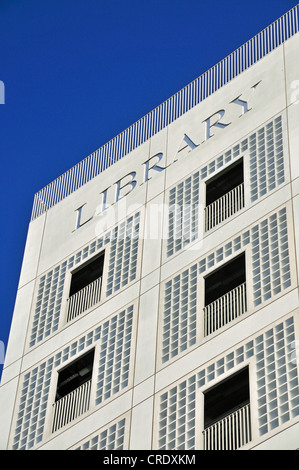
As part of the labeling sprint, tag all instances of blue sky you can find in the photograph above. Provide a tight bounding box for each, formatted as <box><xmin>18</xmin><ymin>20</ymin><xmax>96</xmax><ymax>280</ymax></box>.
<box><xmin>0</xmin><ymin>0</ymin><xmax>297</xmax><ymax>379</ymax></box>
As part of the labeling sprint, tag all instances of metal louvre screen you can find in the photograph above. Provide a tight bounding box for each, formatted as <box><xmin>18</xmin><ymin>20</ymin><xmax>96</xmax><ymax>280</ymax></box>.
<box><xmin>31</xmin><ymin>5</ymin><xmax>299</xmax><ymax>221</ymax></box>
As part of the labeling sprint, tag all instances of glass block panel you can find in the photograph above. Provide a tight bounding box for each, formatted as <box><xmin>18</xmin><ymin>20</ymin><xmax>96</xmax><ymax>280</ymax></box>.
<box><xmin>167</xmin><ymin>172</ymin><xmax>200</xmax><ymax>257</ymax></box>
<box><xmin>75</xmin><ymin>417</ymin><xmax>127</xmax><ymax>450</ymax></box>
<box><xmin>29</xmin><ymin>262</ymin><xmax>67</xmax><ymax>348</ymax></box>
<box><xmin>158</xmin><ymin>376</ymin><xmax>197</xmax><ymax>450</ymax></box>
<box><xmin>106</xmin><ymin>213</ymin><xmax>140</xmax><ymax>296</ymax></box>
<box><xmin>251</xmin><ymin>207</ymin><xmax>291</xmax><ymax>305</ymax></box>
<box><xmin>161</xmin><ymin>264</ymin><xmax>197</xmax><ymax>364</ymax></box>
<box><xmin>95</xmin><ymin>306</ymin><xmax>134</xmax><ymax>405</ymax></box>
<box><xmin>255</xmin><ymin>317</ymin><xmax>299</xmax><ymax>436</ymax></box>
<box><xmin>250</xmin><ymin>116</ymin><xmax>284</xmax><ymax>202</ymax></box>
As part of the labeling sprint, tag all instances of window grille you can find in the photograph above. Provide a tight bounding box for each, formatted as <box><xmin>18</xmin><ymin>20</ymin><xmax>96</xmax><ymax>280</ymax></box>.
<box><xmin>29</xmin><ymin>213</ymin><xmax>140</xmax><ymax>347</ymax></box>
<box><xmin>157</xmin><ymin>316</ymin><xmax>298</xmax><ymax>450</ymax></box>
<box><xmin>166</xmin><ymin>115</ymin><xmax>285</xmax><ymax>257</ymax></box>
<box><xmin>12</xmin><ymin>305</ymin><xmax>135</xmax><ymax>449</ymax></box>
<box><xmin>161</xmin><ymin>206</ymin><xmax>291</xmax><ymax>364</ymax></box>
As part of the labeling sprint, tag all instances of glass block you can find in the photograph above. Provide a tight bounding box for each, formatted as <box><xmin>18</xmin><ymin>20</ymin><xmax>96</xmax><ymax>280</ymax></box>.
<box><xmin>161</xmin><ymin>266</ymin><xmax>198</xmax><ymax>364</ymax></box>
<box><xmin>167</xmin><ymin>172</ymin><xmax>200</xmax><ymax>257</ymax></box>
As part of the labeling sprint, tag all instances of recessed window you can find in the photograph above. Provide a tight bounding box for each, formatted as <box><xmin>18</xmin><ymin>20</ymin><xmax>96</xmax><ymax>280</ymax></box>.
<box><xmin>67</xmin><ymin>252</ymin><xmax>104</xmax><ymax>322</ymax></box>
<box><xmin>69</xmin><ymin>252</ymin><xmax>104</xmax><ymax>296</ymax></box>
<box><xmin>205</xmin><ymin>159</ymin><xmax>244</xmax><ymax>231</ymax></box>
<box><xmin>204</xmin><ymin>366</ymin><xmax>250</xmax><ymax>427</ymax></box>
<box><xmin>55</xmin><ymin>349</ymin><xmax>94</xmax><ymax>401</ymax></box>
<box><xmin>52</xmin><ymin>349</ymin><xmax>94</xmax><ymax>432</ymax></box>
<box><xmin>203</xmin><ymin>366</ymin><xmax>251</xmax><ymax>450</ymax></box>
<box><xmin>204</xmin><ymin>253</ymin><xmax>247</xmax><ymax>336</ymax></box>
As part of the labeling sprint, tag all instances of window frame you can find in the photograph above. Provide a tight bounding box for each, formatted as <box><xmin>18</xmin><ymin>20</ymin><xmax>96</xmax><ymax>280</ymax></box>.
<box><xmin>62</xmin><ymin>249</ymin><xmax>106</xmax><ymax>325</ymax></box>
<box><xmin>44</xmin><ymin>344</ymin><xmax>98</xmax><ymax>437</ymax></box>
<box><xmin>196</xmin><ymin>360</ymin><xmax>255</xmax><ymax>450</ymax></box>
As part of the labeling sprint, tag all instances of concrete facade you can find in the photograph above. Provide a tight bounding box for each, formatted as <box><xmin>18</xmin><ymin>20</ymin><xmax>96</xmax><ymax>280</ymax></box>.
<box><xmin>0</xmin><ymin>9</ymin><xmax>299</xmax><ymax>451</ymax></box>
